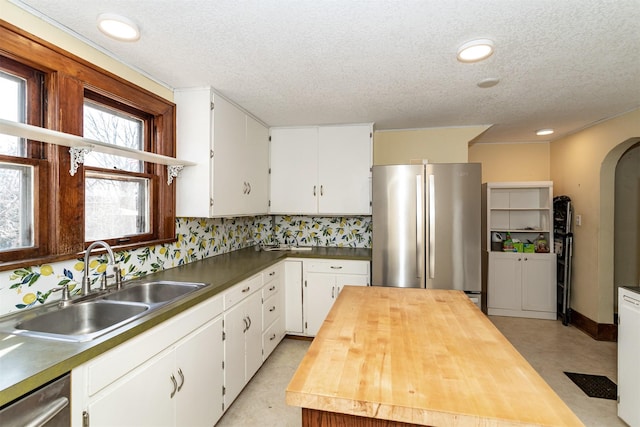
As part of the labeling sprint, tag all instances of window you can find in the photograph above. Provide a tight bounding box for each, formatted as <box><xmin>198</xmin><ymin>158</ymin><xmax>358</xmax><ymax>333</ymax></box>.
<box><xmin>0</xmin><ymin>59</ymin><xmax>46</xmax><ymax>262</ymax></box>
<box><xmin>83</xmin><ymin>98</ymin><xmax>153</xmax><ymax>243</ymax></box>
<box><xmin>0</xmin><ymin>22</ymin><xmax>176</xmax><ymax>270</ymax></box>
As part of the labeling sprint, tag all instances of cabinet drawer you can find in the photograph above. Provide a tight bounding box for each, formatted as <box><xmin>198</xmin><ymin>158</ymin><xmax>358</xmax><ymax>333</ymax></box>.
<box><xmin>262</xmin><ymin>276</ymin><xmax>281</xmax><ymax>300</ymax></box>
<box><xmin>305</xmin><ymin>259</ymin><xmax>369</xmax><ymax>275</ymax></box>
<box><xmin>263</xmin><ymin>294</ymin><xmax>281</xmax><ymax>329</ymax></box>
<box><xmin>263</xmin><ymin>263</ymin><xmax>282</xmax><ymax>287</ymax></box>
<box><xmin>262</xmin><ymin>320</ymin><xmax>283</xmax><ymax>359</ymax></box>
<box><xmin>224</xmin><ymin>274</ymin><xmax>263</xmax><ymax>309</ymax></box>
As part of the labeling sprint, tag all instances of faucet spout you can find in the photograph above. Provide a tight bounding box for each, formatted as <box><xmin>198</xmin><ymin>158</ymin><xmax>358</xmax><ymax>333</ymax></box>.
<box><xmin>82</xmin><ymin>241</ymin><xmax>117</xmax><ymax>296</ymax></box>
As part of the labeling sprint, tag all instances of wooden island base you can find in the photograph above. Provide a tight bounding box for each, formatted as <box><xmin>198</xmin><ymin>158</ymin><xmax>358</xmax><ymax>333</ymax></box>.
<box><xmin>287</xmin><ymin>286</ymin><xmax>584</xmax><ymax>427</ymax></box>
<box><xmin>303</xmin><ymin>408</ymin><xmax>422</xmax><ymax>427</ymax></box>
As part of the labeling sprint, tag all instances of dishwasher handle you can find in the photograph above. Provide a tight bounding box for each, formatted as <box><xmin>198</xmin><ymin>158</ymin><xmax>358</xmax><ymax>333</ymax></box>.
<box><xmin>24</xmin><ymin>397</ymin><xmax>69</xmax><ymax>427</ymax></box>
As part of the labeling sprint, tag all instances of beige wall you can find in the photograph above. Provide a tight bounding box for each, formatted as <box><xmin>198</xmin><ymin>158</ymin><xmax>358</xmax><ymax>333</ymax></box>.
<box><xmin>373</xmin><ymin>126</ymin><xmax>490</xmax><ymax>165</ymax></box>
<box><xmin>468</xmin><ymin>142</ymin><xmax>551</xmax><ymax>182</ymax></box>
<box><xmin>551</xmin><ymin>109</ymin><xmax>640</xmax><ymax>324</ymax></box>
<box><xmin>1</xmin><ymin>0</ymin><xmax>172</xmax><ymax>101</ymax></box>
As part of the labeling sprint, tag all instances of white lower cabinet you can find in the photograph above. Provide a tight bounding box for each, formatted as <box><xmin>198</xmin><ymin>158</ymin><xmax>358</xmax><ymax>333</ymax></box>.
<box><xmin>71</xmin><ymin>295</ymin><xmax>225</xmax><ymax>427</ymax></box>
<box><xmin>223</xmin><ymin>274</ymin><xmax>264</xmax><ymax>407</ymax></box>
<box><xmin>487</xmin><ymin>252</ymin><xmax>556</xmax><ymax>319</ymax></box>
<box><xmin>262</xmin><ymin>263</ymin><xmax>285</xmax><ymax>360</ymax></box>
<box><xmin>303</xmin><ymin>259</ymin><xmax>370</xmax><ymax>336</ymax></box>
<box><xmin>284</xmin><ymin>260</ymin><xmax>304</xmax><ymax>334</ymax></box>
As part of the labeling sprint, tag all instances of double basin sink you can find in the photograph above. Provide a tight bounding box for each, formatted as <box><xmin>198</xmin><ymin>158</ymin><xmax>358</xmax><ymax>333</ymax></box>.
<box><xmin>3</xmin><ymin>281</ymin><xmax>208</xmax><ymax>342</ymax></box>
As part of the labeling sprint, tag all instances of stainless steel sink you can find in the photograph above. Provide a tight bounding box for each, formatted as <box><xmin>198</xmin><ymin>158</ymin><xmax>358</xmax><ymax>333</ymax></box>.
<box><xmin>103</xmin><ymin>281</ymin><xmax>206</xmax><ymax>304</ymax></box>
<box><xmin>2</xmin><ymin>280</ymin><xmax>209</xmax><ymax>342</ymax></box>
<box><xmin>14</xmin><ymin>300</ymin><xmax>150</xmax><ymax>342</ymax></box>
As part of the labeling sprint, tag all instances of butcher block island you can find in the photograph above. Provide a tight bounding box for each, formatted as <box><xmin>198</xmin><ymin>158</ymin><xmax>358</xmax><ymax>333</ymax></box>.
<box><xmin>286</xmin><ymin>287</ymin><xmax>583</xmax><ymax>427</ymax></box>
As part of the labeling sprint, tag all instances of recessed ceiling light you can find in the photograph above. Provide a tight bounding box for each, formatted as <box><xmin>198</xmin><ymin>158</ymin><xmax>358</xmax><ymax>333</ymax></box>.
<box><xmin>97</xmin><ymin>13</ymin><xmax>140</xmax><ymax>42</ymax></box>
<box><xmin>477</xmin><ymin>78</ymin><xmax>500</xmax><ymax>88</ymax></box>
<box><xmin>457</xmin><ymin>39</ymin><xmax>494</xmax><ymax>62</ymax></box>
<box><xmin>536</xmin><ymin>129</ymin><xmax>554</xmax><ymax>136</ymax></box>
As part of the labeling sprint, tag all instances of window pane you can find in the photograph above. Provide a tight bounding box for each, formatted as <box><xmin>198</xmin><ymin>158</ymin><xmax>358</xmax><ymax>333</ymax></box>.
<box><xmin>85</xmin><ymin>173</ymin><xmax>150</xmax><ymax>241</ymax></box>
<box><xmin>83</xmin><ymin>101</ymin><xmax>144</xmax><ymax>172</ymax></box>
<box><xmin>0</xmin><ymin>70</ymin><xmax>26</xmax><ymax>157</ymax></box>
<box><xmin>0</xmin><ymin>162</ymin><xmax>33</xmax><ymax>249</ymax></box>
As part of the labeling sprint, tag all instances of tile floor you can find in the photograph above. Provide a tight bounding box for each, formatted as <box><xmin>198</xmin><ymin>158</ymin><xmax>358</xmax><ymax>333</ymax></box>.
<box><xmin>216</xmin><ymin>317</ymin><xmax>624</xmax><ymax>427</ymax></box>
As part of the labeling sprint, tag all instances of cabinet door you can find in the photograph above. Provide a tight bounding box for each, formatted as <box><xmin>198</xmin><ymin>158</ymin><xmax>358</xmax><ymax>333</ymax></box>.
<box><xmin>244</xmin><ymin>115</ymin><xmax>269</xmax><ymax>214</ymax></box>
<box><xmin>212</xmin><ymin>95</ymin><xmax>247</xmax><ymax>216</ymax></box>
<box><xmin>488</xmin><ymin>253</ymin><xmax>522</xmax><ymax>310</ymax></box>
<box><xmin>175</xmin><ymin>316</ymin><xmax>224</xmax><ymax>427</ymax></box>
<box><xmin>223</xmin><ymin>302</ymin><xmax>247</xmax><ymax>406</ymax></box>
<box><xmin>269</xmin><ymin>127</ymin><xmax>319</xmax><ymax>214</ymax></box>
<box><xmin>305</xmin><ymin>273</ymin><xmax>336</xmax><ymax>336</ymax></box>
<box><xmin>285</xmin><ymin>261</ymin><xmax>304</xmax><ymax>333</ymax></box>
<box><xmin>244</xmin><ymin>290</ymin><xmax>264</xmax><ymax>381</ymax></box>
<box><xmin>521</xmin><ymin>254</ymin><xmax>556</xmax><ymax>312</ymax></box>
<box><xmin>335</xmin><ymin>274</ymin><xmax>369</xmax><ymax>296</ymax></box>
<box><xmin>175</xmin><ymin>87</ymin><xmax>213</xmax><ymax>218</ymax></box>
<box><xmin>318</xmin><ymin>125</ymin><xmax>372</xmax><ymax>214</ymax></box>
<box><xmin>87</xmin><ymin>349</ymin><xmax>175</xmax><ymax>427</ymax></box>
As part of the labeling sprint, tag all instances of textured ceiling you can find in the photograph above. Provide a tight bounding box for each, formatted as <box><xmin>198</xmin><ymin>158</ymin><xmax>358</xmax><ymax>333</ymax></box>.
<box><xmin>10</xmin><ymin>0</ymin><xmax>640</xmax><ymax>143</ymax></box>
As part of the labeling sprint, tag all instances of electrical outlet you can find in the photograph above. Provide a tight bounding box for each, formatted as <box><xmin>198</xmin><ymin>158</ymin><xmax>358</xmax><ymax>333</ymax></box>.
<box><xmin>576</xmin><ymin>214</ymin><xmax>582</xmax><ymax>226</ymax></box>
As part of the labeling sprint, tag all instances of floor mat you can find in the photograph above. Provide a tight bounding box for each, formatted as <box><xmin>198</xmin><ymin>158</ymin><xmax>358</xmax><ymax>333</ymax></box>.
<box><xmin>564</xmin><ymin>372</ymin><xmax>617</xmax><ymax>400</ymax></box>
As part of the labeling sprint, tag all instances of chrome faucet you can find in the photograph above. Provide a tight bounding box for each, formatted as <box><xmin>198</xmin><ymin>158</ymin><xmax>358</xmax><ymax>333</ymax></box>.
<box><xmin>82</xmin><ymin>241</ymin><xmax>120</xmax><ymax>295</ymax></box>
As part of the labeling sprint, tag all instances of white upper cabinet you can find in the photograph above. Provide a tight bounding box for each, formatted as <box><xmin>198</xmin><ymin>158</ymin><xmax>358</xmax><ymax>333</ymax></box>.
<box><xmin>269</xmin><ymin>124</ymin><xmax>373</xmax><ymax>215</ymax></box>
<box><xmin>175</xmin><ymin>87</ymin><xmax>269</xmax><ymax>217</ymax></box>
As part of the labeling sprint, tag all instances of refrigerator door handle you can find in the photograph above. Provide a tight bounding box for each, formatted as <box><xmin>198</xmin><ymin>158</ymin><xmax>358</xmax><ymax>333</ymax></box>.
<box><xmin>416</xmin><ymin>175</ymin><xmax>424</xmax><ymax>280</ymax></box>
<box><xmin>428</xmin><ymin>174</ymin><xmax>436</xmax><ymax>279</ymax></box>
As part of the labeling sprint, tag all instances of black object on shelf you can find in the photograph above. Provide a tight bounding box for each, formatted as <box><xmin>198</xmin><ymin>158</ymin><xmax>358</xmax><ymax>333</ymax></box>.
<box><xmin>554</xmin><ymin>195</ymin><xmax>573</xmax><ymax>325</ymax></box>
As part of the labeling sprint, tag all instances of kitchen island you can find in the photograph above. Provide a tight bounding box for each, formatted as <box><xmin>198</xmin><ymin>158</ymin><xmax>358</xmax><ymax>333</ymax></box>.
<box><xmin>286</xmin><ymin>286</ymin><xmax>584</xmax><ymax>426</ymax></box>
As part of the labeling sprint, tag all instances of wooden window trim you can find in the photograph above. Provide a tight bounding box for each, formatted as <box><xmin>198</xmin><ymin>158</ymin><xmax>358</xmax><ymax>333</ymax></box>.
<box><xmin>0</xmin><ymin>20</ymin><xmax>177</xmax><ymax>272</ymax></box>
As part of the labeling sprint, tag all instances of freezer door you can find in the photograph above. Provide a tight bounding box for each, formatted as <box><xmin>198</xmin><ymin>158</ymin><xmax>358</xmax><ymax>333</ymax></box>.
<box><xmin>372</xmin><ymin>164</ymin><xmax>424</xmax><ymax>287</ymax></box>
<box><xmin>425</xmin><ymin>163</ymin><xmax>481</xmax><ymax>291</ymax></box>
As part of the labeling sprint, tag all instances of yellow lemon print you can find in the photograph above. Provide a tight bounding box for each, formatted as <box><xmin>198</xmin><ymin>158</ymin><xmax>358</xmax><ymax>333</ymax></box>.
<box><xmin>159</xmin><ymin>247</ymin><xmax>167</xmax><ymax>254</ymax></box>
<box><xmin>40</xmin><ymin>265</ymin><xmax>54</xmax><ymax>276</ymax></box>
<box><xmin>74</xmin><ymin>262</ymin><xmax>85</xmax><ymax>271</ymax></box>
<box><xmin>89</xmin><ymin>259</ymin><xmax>100</xmax><ymax>269</ymax></box>
<box><xmin>22</xmin><ymin>293</ymin><xmax>36</xmax><ymax>305</ymax></box>
<box><xmin>97</xmin><ymin>263</ymin><xmax>107</xmax><ymax>273</ymax></box>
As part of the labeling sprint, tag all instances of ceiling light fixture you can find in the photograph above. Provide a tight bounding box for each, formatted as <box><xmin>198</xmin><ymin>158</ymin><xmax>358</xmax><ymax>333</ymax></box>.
<box><xmin>477</xmin><ymin>78</ymin><xmax>500</xmax><ymax>88</ymax></box>
<box><xmin>457</xmin><ymin>39</ymin><xmax>494</xmax><ymax>63</ymax></box>
<box><xmin>536</xmin><ymin>129</ymin><xmax>554</xmax><ymax>136</ymax></box>
<box><xmin>97</xmin><ymin>13</ymin><xmax>140</xmax><ymax>42</ymax></box>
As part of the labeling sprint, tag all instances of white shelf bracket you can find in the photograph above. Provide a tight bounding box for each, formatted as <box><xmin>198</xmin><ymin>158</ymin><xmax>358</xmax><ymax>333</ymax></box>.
<box><xmin>167</xmin><ymin>165</ymin><xmax>184</xmax><ymax>185</ymax></box>
<box><xmin>69</xmin><ymin>146</ymin><xmax>92</xmax><ymax>176</ymax></box>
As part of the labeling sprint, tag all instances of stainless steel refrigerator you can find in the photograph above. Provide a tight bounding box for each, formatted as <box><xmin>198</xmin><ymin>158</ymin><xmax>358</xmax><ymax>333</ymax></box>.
<box><xmin>372</xmin><ymin>163</ymin><xmax>482</xmax><ymax>305</ymax></box>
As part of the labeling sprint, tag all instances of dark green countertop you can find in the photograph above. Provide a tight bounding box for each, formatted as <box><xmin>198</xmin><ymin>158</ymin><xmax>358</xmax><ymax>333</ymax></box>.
<box><xmin>0</xmin><ymin>246</ymin><xmax>371</xmax><ymax>407</ymax></box>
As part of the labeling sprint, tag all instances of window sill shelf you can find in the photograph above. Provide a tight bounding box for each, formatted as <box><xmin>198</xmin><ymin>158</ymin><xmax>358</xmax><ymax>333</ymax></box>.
<box><xmin>0</xmin><ymin>118</ymin><xmax>195</xmax><ymax>184</ymax></box>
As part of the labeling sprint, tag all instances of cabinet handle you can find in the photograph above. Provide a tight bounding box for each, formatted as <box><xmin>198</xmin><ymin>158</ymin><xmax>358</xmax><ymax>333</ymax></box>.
<box><xmin>242</xmin><ymin>286</ymin><xmax>251</xmax><ymax>293</ymax></box>
<box><xmin>331</xmin><ymin>286</ymin><xmax>335</xmax><ymax>298</ymax></box>
<box><xmin>170</xmin><ymin>374</ymin><xmax>178</xmax><ymax>398</ymax></box>
<box><xmin>518</xmin><ymin>258</ymin><xmax>522</xmax><ymax>261</ymax></box>
<box><xmin>270</xmin><ymin>333</ymin><xmax>277</xmax><ymax>341</ymax></box>
<box><xmin>313</xmin><ymin>185</ymin><xmax>316</xmax><ymax>196</ymax></box>
<box><xmin>247</xmin><ymin>316</ymin><xmax>252</xmax><ymax>330</ymax></box>
<box><xmin>320</xmin><ymin>185</ymin><xmax>324</xmax><ymax>196</ymax></box>
<box><xmin>330</xmin><ymin>266</ymin><xmax>343</xmax><ymax>269</ymax></box>
<box><xmin>247</xmin><ymin>182</ymin><xmax>251</xmax><ymax>194</ymax></box>
<box><xmin>269</xmin><ymin>285</ymin><xmax>276</xmax><ymax>291</ymax></box>
<box><xmin>243</xmin><ymin>182</ymin><xmax>247</xmax><ymax>194</ymax></box>
<box><xmin>243</xmin><ymin>317</ymin><xmax>249</xmax><ymax>332</ymax></box>
<box><xmin>269</xmin><ymin>271</ymin><xmax>276</xmax><ymax>277</ymax></box>
<box><xmin>177</xmin><ymin>368</ymin><xmax>185</xmax><ymax>392</ymax></box>
<box><xmin>269</xmin><ymin>305</ymin><xmax>276</xmax><ymax>312</ymax></box>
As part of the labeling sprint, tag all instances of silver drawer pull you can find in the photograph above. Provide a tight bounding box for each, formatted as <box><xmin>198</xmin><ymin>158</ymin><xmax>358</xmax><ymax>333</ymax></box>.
<box><xmin>242</xmin><ymin>286</ymin><xmax>251</xmax><ymax>293</ymax></box>
<box><xmin>269</xmin><ymin>285</ymin><xmax>276</xmax><ymax>291</ymax></box>
<box><xmin>269</xmin><ymin>306</ymin><xmax>276</xmax><ymax>312</ymax></box>
<box><xmin>269</xmin><ymin>271</ymin><xmax>276</xmax><ymax>276</ymax></box>
<box><xmin>270</xmin><ymin>333</ymin><xmax>277</xmax><ymax>341</ymax></box>
<box><xmin>177</xmin><ymin>368</ymin><xmax>185</xmax><ymax>392</ymax></box>
<box><xmin>330</xmin><ymin>266</ymin><xmax>343</xmax><ymax>269</ymax></box>
<box><xmin>170</xmin><ymin>374</ymin><xmax>178</xmax><ymax>398</ymax></box>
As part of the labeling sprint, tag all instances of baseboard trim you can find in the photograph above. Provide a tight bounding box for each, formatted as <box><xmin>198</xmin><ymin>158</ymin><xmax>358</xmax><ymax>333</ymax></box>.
<box><xmin>570</xmin><ymin>309</ymin><xmax>617</xmax><ymax>342</ymax></box>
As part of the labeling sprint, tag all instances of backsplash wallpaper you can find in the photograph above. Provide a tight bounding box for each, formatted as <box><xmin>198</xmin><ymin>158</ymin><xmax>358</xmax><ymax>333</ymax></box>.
<box><xmin>0</xmin><ymin>215</ymin><xmax>371</xmax><ymax>316</ymax></box>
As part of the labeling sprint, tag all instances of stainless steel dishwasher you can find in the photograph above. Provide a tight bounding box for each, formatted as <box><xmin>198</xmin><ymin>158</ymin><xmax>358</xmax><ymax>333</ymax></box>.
<box><xmin>0</xmin><ymin>373</ymin><xmax>70</xmax><ymax>427</ymax></box>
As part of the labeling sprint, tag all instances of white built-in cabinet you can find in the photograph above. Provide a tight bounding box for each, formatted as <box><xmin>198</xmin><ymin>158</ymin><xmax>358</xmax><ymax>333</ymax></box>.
<box><xmin>483</xmin><ymin>182</ymin><xmax>557</xmax><ymax>319</ymax></box>
<box><xmin>174</xmin><ymin>87</ymin><xmax>269</xmax><ymax>217</ymax></box>
<box><xmin>71</xmin><ymin>295</ymin><xmax>225</xmax><ymax>427</ymax></box>
<box><xmin>223</xmin><ymin>274</ymin><xmax>264</xmax><ymax>406</ymax></box>
<box><xmin>284</xmin><ymin>259</ymin><xmax>370</xmax><ymax>337</ymax></box>
<box><xmin>269</xmin><ymin>124</ymin><xmax>373</xmax><ymax>215</ymax></box>
<box><xmin>262</xmin><ymin>263</ymin><xmax>286</xmax><ymax>360</ymax></box>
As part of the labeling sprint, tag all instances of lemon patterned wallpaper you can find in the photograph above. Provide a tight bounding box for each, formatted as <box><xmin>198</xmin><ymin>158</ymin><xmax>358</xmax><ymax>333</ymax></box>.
<box><xmin>0</xmin><ymin>215</ymin><xmax>371</xmax><ymax>316</ymax></box>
